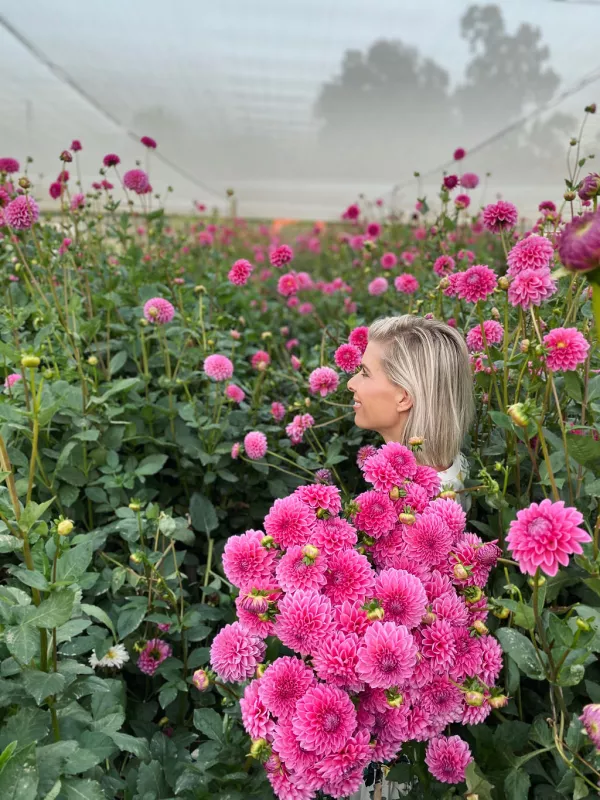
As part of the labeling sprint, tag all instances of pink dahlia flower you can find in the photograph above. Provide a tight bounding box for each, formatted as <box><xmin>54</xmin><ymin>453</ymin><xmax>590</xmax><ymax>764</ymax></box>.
<box><xmin>137</xmin><ymin>638</ymin><xmax>172</xmax><ymax>676</ymax></box>
<box><xmin>275</xmin><ymin>589</ymin><xmax>333</xmax><ymax>655</ymax></box>
<box><xmin>271</xmin><ymin>401</ymin><xmax>286</xmax><ymax>421</ymax></box>
<box><xmin>278</xmin><ymin>272</ymin><xmax>299</xmax><ymax>297</ymax></box>
<box><xmin>466</xmin><ymin>320</ymin><xmax>504</xmax><ymax>352</ymax></box>
<box><xmin>421</xmin><ymin>675</ymin><xmax>463</xmax><ymax>723</ymax></box>
<box><xmin>204</xmin><ymin>354</ymin><xmax>234</xmax><ymax>381</ymax></box>
<box><xmin>276</xmin><ymin>544</ymin><xmax>328</xmax><ymax>592</ymax></box>
<box><xmin>507</xmin><ymin>234</ymin><xmax>554</xmax><ymax>275</ymax></box>
<box><xmin>478</xmin><ymin>635</ymin><xmax>503</xmax><ymax>685</ymax></box>
<box><xmin>259</xmin><ymin>656</ymin><xmax>315</xmax><ymax>719</ymax></box>
<box><xmin>460</xmin><ymin>172</ymin><xmax>479</xmax><ymax>189</ymax></box>
<box><xmin>292</xmin><ymin>684</ymin><xmax>357</xmax><ymax>756</ymax></box>
<box><xmin>362</xmin><ymin>453</ymin><xmax>402</xmax><ymax>492</ymax></box>
<box><xmin>443</xmin><ymin>174</ymin><xmax>459</xmax><ymax>190</ymax></box>
<box><xmin>5</xmin><ymin>196</ymin><xmax>40</xmax><ymax>230</ymax></box>
<box><xmin>228</xmin><ymin>258</ymin><xmax>253</xmax><ymax>285</ymax></box>
<box><xmin>70</xmin><ymin>193</ymin><xmax>85</xmax><ymax>211</ymax></box>
<box><xmin>421</xmin><ymin>619</ymin><xmax>457</xmax><ymax>672</ymax></box>
<box><xmin>507</xmin><ymin>267</ymin><xmax>557</xmax><ymax>309</ymax></box>
<box><xmin>143</xmin><ymin>297</ymin><xmax>175</xmax><ymax>324</ymax></box>
<box><xmin>403</xmin><ymin>511</ymin><xmax>453</xmax><ymax>567</ymax></box>
<box><xmin>506</xmin><ymin>499</ymin><xmax>590</xmax><ymax>576</ymax></box>
<box><xmin>251</xmin><ymin>350</ymin><xmax>270</xmax><ymax>369</ymax></box>
<box><xmin>482</xmin><ymin>200</ymin><xmax>518</xmax><ymax>233</ymax></box>
<box><xmin>312</xmin><ymin>631</ymin><xmax>360</xmax><ymax>688</ymax></box>
<box><xmin>455</xmin><ymin>194</ymin><xmax>470</xmax><ymax>209</ymax></box>
<box><xmin>543</xmin><ymin>327</ymin><xmax>590</xmax><ymax>372</ymax></box>
<box><xmin>141</xmin><ymin>135</ymin><xmax>157</xmax><ymax>149</ymax></box>
<box><xmin>123</xmin><ymin>169</ymin><xmax>150</xmax><ymax>194</ymax></box>
<box><xmin>308</xmin><ymin>366</ymin><xmax>339</xmax><ymax>397</ymax></box>
<box><xmin>354</xmin><ymin>490</ymin><xmax>397</xmax><ymax>539</ymax></box>
<box><xmin>380</xmin><ymin>252</ymin><xmax>397</xmax><ymax>269</ymax></box>
<box><xmin>368</xmin><ymin>277</ymin><xmax>389</xmax><ymax>296</ymax></box>
<box><xmin>270</xmin><ymin>244</ymin><xmax>294</xmax><ymax>267</ymax></box>
<box><xmin>316</xmin><ymin>728</ymin><xmax>371</xmax><ymax>787</ymax></box>
<box><xmin>428</xmin><ymin>497</ymin><xmax>466</xmax><ymax>539</ymax></box>
<box><xmin>380</xmin><ymin>441</ymin><xmax>418</xmax><ymax>480</ymax></box>
<box><xmin>413</xmin><ymin>465</ymin><xmax>441</xmax><ymax>497</ymax></box>
<box><xmin>210</xmin><ymin>622</ymin><xmax>265</xmax><ymax>682</ymax></box>
<box><xmin>323</xmin><ymin>548</ymin><xmax>375</xmax><ymax>605</ymax></box>
<box><xmin>0</xmin><ymin>157</ymin><xmax>19</xmax><ymax>173</ymax></box>
<box><xmin>272</xmin><ymin>720</ymin><xmax>317</xmax><ymax>772</ymax></box>
<box><xmin>456</xmin><ymin>264</ymin><xmax>497</xmax><ymax>303</ymax></box>
<box><xmin>334</xmin><ymin>343</ymin><xmax>362</xmax><ymax>373</ymax></box>
<box><xmin>335</xmin><ymin>600</ymin><xmax>369</xmax><ymax>637</ymax></box>
<box><xmin>356</xmin><ymin>444</ymin><xmax>378</xmax><ymax>468</ymax></box>
<box><xmin>375</xmin><ymin>568</ymin><xmax>428</xmax><ymax>628</ymax></box>
<box><xmin>295</xmin><ymin>484</ymin><xmax>342</xmax><ymax>515</ymax></box>
<box><xmin>231</xmin><ymin>442</ymin><xmax>240</xmax><ymax>459</ymax></box>
<box><xmin>356</xmin><ymin>620</ymin><xmax>417</xmax><ymax>688</ymax></box>
<box><xmin>556</xmin><ymin>210</ymin><xmax>600</xmax><ymax>273</ymax></box>
<box><xmin>264</xmin><ymin>495</ymin><xmax>315</xmax><ymax>548</ymax></box>
<box><xmin>225</xmin><ymin>383</ymin><xmax>245</xmax><ymax>403</ymax></box>
<box><xmin>367</xmin><ymin>221</ymin><xmax>382</xmax><ymax>238</ymax></box>
<box><xmin>453</xmin><ymin>148</ymin><xmax>466</xmax><ymax>161</ymax></box>
<box><xmin>4</xmin><ymin>373</ymin><xmax>22</xmax><ymax>390</ymax></box>
<box><xmin>240</xmin><ymin>679</ymin><xmax>275</xmax><ymax>740</ymax></box>
<box><xmin>432</xmin><ymin>591</ymin><xmax>468</xmax><ymax>627</ymax></box>
<box><xmin>433</xmin><ymin>255</ymin><xmax>456</xmax><ymax>276</ymax></box>
<box><xmin>312</xmin><ymin>517</ymin><xmax>357</xmax><ymax>555</ymax></box>
<box><xmin>426</xmin><ymin>735</ymin><xmax>472</xmax><ymax>784</ymax></box>
<box><xmin>221</xmin><ymin>529</ymin><xmax>276</xmax><ymax>589</ymax></box>
<box><xmin>580</xmin><ymin>704</ymin><xmax>600</xmax><ymax>749</ymax></box>
<box><xmin>451</xmin><ymin>628</ymin><xmax>483</xmax><ymax>681</ymax></box>
<box><xmin>394</xmin><ymin>273</ymin><xmax>419</xmax><ymax>294</ymax></box>
<box><xmin>348</xmin><ymin>326</ymin><xmax>369</xmax><ymax>354</ymax></box>
<box><xmin>244</xmin><ymin>431</ymin><xmax>268</xmax><ymax>460</ymax></box>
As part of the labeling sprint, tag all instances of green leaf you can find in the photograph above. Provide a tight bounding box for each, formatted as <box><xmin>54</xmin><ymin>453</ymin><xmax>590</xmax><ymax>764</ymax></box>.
<box><xmin>193</xmin><ymin>708</ymin><xmax>223</xmax><ymax>741</ymax></box>
<box><xmin>158</xmin><ymin>685</ymin><xmax>177</xmax><ymax>709</ymax></box>
<box><xmin>18</xmin><ymin>498</ymin><xmax>54</xmax><ymax>534</ymax></box>
<box><xmin>0</xmin><ymin>742</ymin><xmax>38</xmax><ymax>800</ymax></box>
<box><xmin>136</xmin><ymin>760</ymin><xmax>166</xmax><ymax>800</ymax></box>
<box><xmin>80</xmin><ymin>604</ymin><xmax>116</xmax><ymax>640</ymax></box>
<box><xmin>22</xmin><ymin>670</ymin><xmax>66</xmax><ymax>705</ymax></box>
<box><xmin>558</xmin><ymin>663</ymin><xmax>586</xmax><ymax>686</ymax></box>
<box><xmin>11</xmin><ymin>567</ymin><xmax>50</xmax><ymax>591</ymax></box>
<box><xmin>0</xmin><ymin>535</ymin><xmax>23</xmax><ymax>553</ymax></box>
<box><xmin>108</xmin><ymin>732</ymin><xmax>150</xmax><ymax>760</ymax></box>
<box><xmin>567</xmin><ymin>433</ymin><xmax>600</xmax><ymax>469</ymax></box>
<box><xmin>24</xmin><ymin>591</ymin><xmax>75</xmax><ymax>629</ymax></box>
<box><xmin>109</xmin><ymin>350</ymin><xmax>128</xmax><ymax>376</ymax></box>
<box><xmin>59</xmin><ymin>484</ymin><xmax>80</xmax><ymax>508</ymax></box>
<box><xmin>530</xmin><ymin>715</ymin><xmax>554</xmax><ymax>748</ymax></box>
<box><xmin>0</xmin><ymin>708</ymin><xmax>50</xmax><ymax>750</ymax></box>
<box><xmin>61</xmin><ymin>778</ymin><xmax>107</xmax><ymax>800</ymax></box>
<box><xmin>189</xmin><ymin>493</ymin><xmax>218</xmax><ymax>534</ymax></box>
<box><xmin>89</xmin><ymin>377</ymin><xmax>140</xmax><ymax>406</ymax></box>
<box><xmin>496</xmin><ymin>628</ymin><xmax>546</xmax><ymax>680</ymax></box>
<box><xmin>504</xmin><ymin>769</ymin><xmax>530</xmax><ymax>800</ymax></box>
<box><xmin>0</xmin><ymin>740</ymin><xmax>18</xmax><ymax>771</ymax></box>
<box><xmin>488</xmin><ymin>410</ymin><xmax>514</xmax><ymax>431</ymax></box>
<box><xmin>500</xmin><ymin>599</ymin><xmax>535</xmax><ymax>630</ymax></box>
<box><xmin>55</xmin><ymin>541</ymin><xmax>94</xmax><ymax>583</ymax></box>
<box><xmin>574</xmin><ymin>776</ymin><xmax>591</xmax><ymax>799</ymax></box>
<box><xmin>563</xmin><ymin>372</ymin><xmax>583</xmax><ymax>402</ymax></box>
<box><xmin>136</xmin><ymin>454</ymin><xmax>168</xmax><ymax>476</ymax></box>
<box><xmin>41</xmin><ymin>780</ymin><xmax>62</xmax><ymax>800</ymax></box>
<box><xmin>117</xmin><ymin>605</ymin><xmax>145</xmax><ymax>639</ymax></box>
<box><xmin>5</xmin><ymin>625</ymin><xmax>39</xmax><ymax>663</ymax></box>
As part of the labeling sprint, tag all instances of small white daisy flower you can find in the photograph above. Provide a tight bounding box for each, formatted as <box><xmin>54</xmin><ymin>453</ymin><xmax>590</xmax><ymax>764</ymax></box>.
<box><xmin>88</xmin><ymin>643</ymin><xmax>129</xmax><ymax>670</ymax></box>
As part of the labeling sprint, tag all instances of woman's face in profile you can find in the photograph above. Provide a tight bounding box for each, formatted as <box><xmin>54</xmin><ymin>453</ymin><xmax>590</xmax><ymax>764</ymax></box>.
<box><xmin>347</xmin><ymin>340</ymin><xmax>412</xmax><ymax>437</ymax></box>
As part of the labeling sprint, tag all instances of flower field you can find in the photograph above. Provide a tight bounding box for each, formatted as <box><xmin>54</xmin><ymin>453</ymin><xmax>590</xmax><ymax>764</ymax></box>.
<box><xmin>1</xmin><ymin>109</ymin><xmax>600</xmax><ymax>800</ymax></box>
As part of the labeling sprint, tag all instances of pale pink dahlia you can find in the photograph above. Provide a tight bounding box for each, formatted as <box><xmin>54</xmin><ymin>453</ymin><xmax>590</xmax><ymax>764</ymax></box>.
<box><xmin>123</xmin><ymin>168</ymin><xmax>150</xmax><ymax>194</ymax></box>
<box><xmin>244</xmin><ymin>431</ymin><xmax>268</xmax><ymax>460</ymax></box>
<box><xmin>375</xmin><ymin>568</ymin><xmax>428</xmax><ymax>628</ymax></box>
<box><xmin>456</xmin><ymin>264</ymin><xmax>497</xmax><ymax>303</ymax></box>
<box><xmin>323</xmin><ymin>548</ymin><xmax>375</xmax><ymax>606</ymax></box>
<box><xmin>311</xmin><ymin>517</ymin><xmax>357</xmax><ymax>555</ymax></box>
<box><xmin>308</xmin><ymin>366</ymin><xmax>339</xmax><ymax>397</ymax></box>
<box><xmin>270</xmin><ymin>244</ymin><xmax>294</xmax><ymax>267</ymax></box>
<box><xmin>543</xmin><ymin>327</ymin><xmax>590</xmax><ymax>372</ymax></box>
<box><xmin>240</xmin><ymin>679</ymin><xmax>275</xmax><ymax>740</ymax></box>
<box><xmin>276</xmin><ymin>545</ymin><xmax>328</xmax><ymax>593</ymax></box>
<box><xmin>348</xmin><ymin>326</ymin><xmax>369</xmax><ymax>354</ymax></box>
<box><xmin>312</xmin><ymin>631</ymin><xmax>361</xmax><ymax>689</ymax></box>
<box><xmin>275</xmin><ymin>590</ymin><xmax>333</xmax><ymax>655</ymax></box>
<box><xmin>413</xmin><ymin>465</ymin><xmax>441</xmax><ymax>497</ymax></box>
<box><xmin>403</xmin><ymin>511</ymin><xmax>453</xmax><ymax>567</ymax></box>
<box><xmin>580</xmin><ymin>704</ymin><xmax>600</xmax><ymax>749</ymax></box>
<box><xmin>356</xmin><ymin>620</ymin><xmax>417</xmax><ymax>688</ymax></box>
<box><xmin>334</xmin><ymin>343</ymin><xmax>362</xmax><ymax>373</ymax></box>
<box><xmin>202</xmin><ymin>354</ymin><xmax>234</xmax><ymax>383</ymax></box>
<box><xmin>251</xmin><ymin>350</ymin><xmax>271</xmax><ymax>369</ymax></box>
<box><xmin>228</xmin><ymin>258</ymin><xmax>253</xmax><ymax>285</ymax></box>
<box><xmin>466</xmin><ymin>320</ymin><xmax>504</xmax><ymax>352</ymax></box>
<box><xmin>506</xmin><ymin>499</ymin><xmax>590</xmax><ymax>576</ymax></box>
<box><xmin>143</xmin><ymin>297</ymin><xmax>175</xmax><ymax>324</ymax></box>
<box><xmin>264</xmin><ymin>495</ymin><xmax>315</xmax><ymax>548</ymax></box>
<box><xmin>272</xmin><ymin>721</ymin><xmax>318</xmax><ymax>772</ymax></box>
<box><xmin>278</xmin><ymin>272</ymin><xmax>300</xmax><ymax>297</ymax></box>
<box><xmin>292</xmin><ymin>684</ymin><xmax>357</xmax><ymax>756</ymax></box>
<box><xmin>210</xmin><ymin>621</ymin><xmax>265</xmax><ymax>682</ymax></box>
<box><xmin>259</xmin><ymin>656</ymin><xmax>315</xmax><ymax>719</ymax></box>
<box><xmin>222</xmin><ymin>529</ymin><xmax>276</xmax><ymax>590</ymax></box>
<box><xmin>477</xmin><ymin>635</ymin><xmax>503</xmax><ymax>685</ymax></box>
<box><xmin>5</xmin><ymin>196</ymin><xmax>40</xmax><ymax>230</ymax></box>
<box><xmin>482</xmin><ymin>200</ymin><xmax>518</xmax><ymax>233</ymax></box>
<box><xmin>4</xmin><ymin>373</ymin><xmax>21</xmax><ymax>390</ymax></box>
<box><xmin>368</xmin><ymin>277</ymin><xmax>389</xmax><ymax>296</ymax></box>
<box><xmin>295</xmin><ymin>484</ymin><xmax>342</xmax><ymax>515</ymax></box>
<box><xmin>460</xmin><ymin>172</ymin><xmax>479</xmax><ymax>189</ymax></box>
<box><xmin>433</xmin><ymin>255</ymin><xmax>456</xmax><ymax>276</ymax></box>
<box><xmin>421</xmin><ymin>619</ymin><xmax>457</xmax><ymax>672</ymax></box>
<box><xmin>271</xmin><ymin>401</ymin><xmax>286</xmax><ymax>421</ymax></box>
<box><xmin>137</xmin><ymin>638</ymin><xmax>172</xmax><ymax>676</ymax></box>
<box><xmin>507</xmin><ymin>234</ymin><xmax>554</xmax><ymax>275</ymax></box>
<box><xmin>357</xmin><ymin>444</ymin><xmax>378</xmax><ymax>468</ymax></box>
<box><xmin>394</xmin><ymin>274</ymin><xmax>419</xmax><ymax>294</ymax></box>
<box><xmin>426</xmin><ymin>735</ymin><xmax>472</xmax><ymax>784</ymax></box>
<box><xmin>507</xmin><ymin>267</ymin><xmax>557</xmax><ymax>309</ymax></box>
<box><xmin>354</xmin><ymin>491</ymin><xmax>397</xmax><ymax>539</ymax></box>
<box><xmin>225</xmin><ymin>383</ymin><xmax>245</xmax><ymax>403</ymax></box>
<box><xmin>231</xmin><ymin>442</ymin><xmax>240</xmax><ymax>459</ymax></box>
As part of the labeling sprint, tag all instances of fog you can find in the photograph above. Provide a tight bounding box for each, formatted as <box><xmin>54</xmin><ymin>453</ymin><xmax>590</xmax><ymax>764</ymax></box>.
<box><xmin>1</xmin><ymin>0</ymin><xmax>599</xmax><ymax>219</ymax></box>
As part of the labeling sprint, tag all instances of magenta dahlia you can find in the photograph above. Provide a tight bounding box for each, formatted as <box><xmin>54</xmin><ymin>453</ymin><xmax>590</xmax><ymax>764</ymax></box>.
<box><xmin>0</xmin><ymin>158</ymin><xmax>19</xmax><ymax>173</ymax></box>
<box><xmin>421</xmin><ymin>619</ymin><xmax>457</xmax><ymax>673</ymax></box>
<box><xmin>403</xmin><ymin>511</ymin><xmax>453</xmax><ymax>567</ymax></box>
<box><xmin>137</xmin><ymin>638</ymin><xmax>172</xmax><ymax>676</ymax></box>
<box><xmin>323</xmin><ymin>548</ymin><xmax>375</xmax><ymax>605</ymax></box>
<box><xmin>274</xmin><ymin>590</ymin><xmax>333</xmax><ymax>655</ymax></box>
<box><xmin>276</xmin><ymin>544</ymin><xmax>328</xmax><ymax>592</ymax></box>
<box><xmin>375</xmin><ymin>568</ymin><xmax>428</xmax><ymax>628</ymax></box>
<box><xmin>426</xmin><ymin>735</ymin><xmax>472</xmax><ymax>784</ymax></box>
<box><xmin>466</xmin><ymin>320</ymin><xmax>504</xmax><ymax>352</ymax></box>
<box><xmin>204</xmin><ymin>353</ymin><xmax>234</xmax><ymax>381</ymax></box>
<box><xmin>141</xmin><ymin>135</ymin><xmax>157</xmax><ymax>149</ymax></box>
<box><xmin>240</xmin><ymin>679</ymin><xmax>275</xmax><ymax>740</ymax></box>
<box><xmin>244</xmin><ymin>431</ymin><xmax>268</xmax><ymax>460</ymax></box>
<box><xmin>477</xmin><ymin>635</ymin><xmax>503</xmax><ymax>685</ymax></box>
<box><xmin>4</xmin><ymin>196</ymin><xmax>40</xmax><ymax>230</ymax></box>
<box><xmin>311</xmin><ymin>517</ymin><xmax>357</xmax><ymax>555</ymax></box>
<box><xmin>123</xmin><ymin>168</ymin><xmax>150</xmax><ymax>194</ymax></box>
<box><xmin>295</xmin><ymin>484</ymin><xmax>341</xmax><ymax>515</ymax></box>
<box><xmin>348</xmin><ymin>326</ymin><xmax>369</xmax><ymax>354</ymax></box>
<box><xmin>356</xmin><ymin>620</ymin><xmax>417</xmax><ymax>688</ymax></box>
<box><xmin>456</xmin><ymin>264</ymin><xmax>498</xmax><ymax>303</ymax></box>
<box><xmin>312</xmin><ymin>631</ymin><xmax>361</xmax><ymax>689</ymax></box>
<box><xmin>580</xmin><ymin>704</ymin><xmax>600</xmax><ymax>749</ymax></box>
<box><xmin>259</xmin><ymin>656</ymin><xmax>315</xmax><ymax>719</ymax></box>
<box><xmin>557</xmin><ymin>211</ymin><xmax>600</xmax><ymax>273</ymax></box>
<box><xmin>368</xmin><ymin>277</ymin><xmax>389</xmax><ymax>296</ymax></box>
<box><xmin>264</xmin><ymin>495</ymin><xmax>315</xmax><ymax>548</ymax></box>
<box><xmin>354</xmin><ymin>490</ymin><xmax>397</xmax><ymax>539</ymax></box>
<box><xmin>228</xmin><ymin>258</ymin><xmax>253</xmax><ymax>285</ymax></box>
<box><xmin>506</xmin><ymin>499</ymin><xmax>590</xmax><ymax>576</ymax></box>
<box><xmin>460</xmin><ymin>172</ymin><xmax>479</xmax><ymax>189</ymax></box>
<box><xmin>433</xmin><ymin>255</ymin><xmax>456</xmax><ymax>276</ymax></box>
<box><xmin>221</xmin><ymin>529</ymin><xmax>276</xmax><ymax>589</ymax></box>
<box><xmin>210</xmin><ymin>621</ymin><xmax>265</xmax><ymax>682</ymax></box>
<box><xmin>292</xmin><ymin>684</ymin><xmax>357</xmax><ymax>756</ymax></box>
<box><xmin>394</xmin><ymin>274</ymin><xmax>419</xmax><ymax>294</ymax></box>
<box><xmin>507</xmin><ymin>267</ymin><xmax>557</xmax><ymax>309</ymax></box>
<box><xmin>482</xmin><ymin>200</ymin><xmax>518</xmax><ymax>233</ymax></box>
<box><xmin>270</xmin><ymin>244</ymin><xmax>294</xmax><ymax>267</ymax></box>
<box><xmin>543</xmin><ymin>327</ymin><xmax>590</xmax><ymax>372</ymax></box>
<box><xmin>413</xmin><ymin>465</ymin><xmax>441</xmax><ymax>497</ymax></box>
<box><xmin>507</xmin><ymin>234</ymin><xmax>554</xmax><ymax>275</ymax></box>
<box><xmin>334</xmin><ymin>343</ymin><xmax>362</xmax><ymax>373</ymax></box>
<box><xmin>380</xmin><ymin>252</ymin><xmax>397</xmax><ymax>269</ymax></box>
<box><xmin>308</xmin><ymin>366</ymin><xmax>339</xmax><ymax>397</ymax></box>
<box><xmin>225</xmin><ymin>384</ymin><xmax>245</xmax><ymax>403</ymax></box>
<box><xmin>272</xmin><ymin>720</ymin><xmax>317</xmax><ymax>772</ymax></box>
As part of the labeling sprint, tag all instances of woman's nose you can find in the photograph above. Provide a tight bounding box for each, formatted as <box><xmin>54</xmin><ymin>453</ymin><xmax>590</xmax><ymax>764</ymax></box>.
<box><xmin>347</xmin><ymin>376</ymin><xmax>355</xmax><ymax>392</ymax></box>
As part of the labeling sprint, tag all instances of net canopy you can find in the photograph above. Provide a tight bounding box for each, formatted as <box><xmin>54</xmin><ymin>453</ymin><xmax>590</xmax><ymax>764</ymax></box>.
<box><xmin>1</xmin><ymin>0</ymin><xmax>600</xmax><ymax>220</ymax></box>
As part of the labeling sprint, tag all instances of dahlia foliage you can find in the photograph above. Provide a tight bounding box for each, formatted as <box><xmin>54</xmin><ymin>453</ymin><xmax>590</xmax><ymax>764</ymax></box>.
<box><xmin>211</xmin><ymin>442</ymin><xmax>503</xmax><ymax>798</ymax></box>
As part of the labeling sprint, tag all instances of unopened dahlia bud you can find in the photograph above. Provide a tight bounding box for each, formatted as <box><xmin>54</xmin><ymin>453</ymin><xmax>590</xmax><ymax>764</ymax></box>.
<box><xmin>488</xmin><ymin>694</ymin><xmax>508</xmax><ymax>709</ymax></box>
<box><xmin>398</xmin><ymin>512</ymin><xmax>416</xmax><ymax>526</ymax></box>
<box><xmin>385</xmin><ymin>689</ymin><xmax>404</xmax><ymax>707</ymax></box>
<box><xmin>249</xmin><ymin>738</ymin><xmax>271</xmax><ymax>762</ymax></box>
<box><xmin>192</xmin><ymin>669</ymin><xmax>210</xmax><ymax>691</ymax></box>
<box><xmin>316</xmin><ymin>507</ymin><xmax>330</xmax><ymax>520</ymax></box>
<box><xmin>57</xmin><ymin>519</ymin><xmax>74</xmax><ymax>536</ymax></box>
<box><xmin>130</xmin><ymin>552</ymin><xmax>144</xmax><ymax>564</ymax></box>
<box><xmin>87</xmin><ymin>355</ymin><xmax>98</xmax><ymax>366</ymax></box>
<box><xmin>453</xmin><ymin>563</ymin><xmax>469</xmax><ymax>581</ymax></box>
<box><xmin>439</xmin><ymin>489</ymin><xmax>457</xmax><ymax>500</ymax></box>
<box><xmin>570</xmin><ymin>138</ymin><xmax>578</xmax><ymax>147</ymax></box>
<box><xmin>508</xmin><ymin>403</ymin><xmax>529</xmax><ymax>428</ymax></box>
<box><xmin>129</xmin><ymin>500</ymin><xmax>141</xmax><ymax>512</ymax></box>
<box><xmin>255</xmin><ymin>663</ymin><xmax>267</xmax><ymax>678</ymax></box>
<box><xmin>302</xmin><ymin>544</ymin><xmax>320</xmax><ymax>561</ymax></box>
<box><xmin>498</xmin><ymin>276</ymin><xmax>509</xmax><ymax>290</ymax></box>
<box><xmin>520</xmin><ymin>338</ymin><xmax>530</xmax><ymax>353</ymax></box>
<box><xmin>576</xmin><ymin>617</ymin><xmax>591</xmax><ymax>632</ymax></box>
<box><xmin>260</xmin><ymin>535</ymin><xmax>275</xmax><ymax>549</ymax></box>
<box><xmin>585</xmin><ymin>103</ymin><xmax>597</xmax><ymax>114</ymax></box>
<box><xmin>464</xmin><ymin>586</ymin><xmax>483</xmax><ymax>604</ymax></box>
<box><xmin>389</xmin><ymin>486</ymin><xmax>401</xmax><ymax>501</ymax></box>
<box><xmin>261</xmin><ymin>331</ymin><xmax>272</xmax><ymax>340</ymax></box>
<box><xmin>60</xmin><ymin>150</ymin><xmax>73</xmax><ymax>162</ymax></box>
<box><xmin>491</xmin><ymin>307</ymin><xmax>500</xmax><ymax>320</ymax></box>
<box><xmin>422</xmin><ymin>610</ymin><xmax>436</xmax><ymax>626</ymax></box>
<box><xmin>408</xmin><ymin>436</ymin><xmax>424</xmax><ymax>450</ymax></box>
<box><xmin>18</xmin><ymin>177</ymin><xmax>31</xmax><ymax>190</ymax></box>
<box><xmin>528</xmin><ymin>574</ymin><xmax>546</xmax><ymax>589</ymax></box>
<box><xmin>21</xmin><ymin>354</ymin><xmax>40</xmax><ymax>368</ymax></box>
<box><xmin>472</xmin><ymin>620</ymin><xmax>489</xmax><ymax>636</ymax></box>
<box><xmin>194</xmin><ymin>284</ymin><xmax>206</xmax><ymax>294</ymax></box>
<box><xmin>564</xmin><ymin>190</ymin><xmax>576</xmax><ymax>201</ymax></box>
<box><xmin>465</xmin><ymin>691</ymin><xmax>484</xmax><ymax>707</ymax></box>
<box><xmin>493</xmin><ymin>606</ymin><xmax>510</xmax><ymax>620</ymax></box>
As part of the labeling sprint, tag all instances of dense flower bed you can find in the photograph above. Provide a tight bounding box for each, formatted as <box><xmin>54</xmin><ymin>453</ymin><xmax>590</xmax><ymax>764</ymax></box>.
<box><xmin>0</xmin><ymin>109</ymin><xmax>599</xmax><ymax>798</ymax></box>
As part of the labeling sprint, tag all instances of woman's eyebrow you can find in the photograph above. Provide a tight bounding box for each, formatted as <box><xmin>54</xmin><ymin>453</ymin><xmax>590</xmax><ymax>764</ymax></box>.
<box><xmin>360</xmin><ymin>363</ymin><xmax>370</xmax><ymax>373</ymax></box>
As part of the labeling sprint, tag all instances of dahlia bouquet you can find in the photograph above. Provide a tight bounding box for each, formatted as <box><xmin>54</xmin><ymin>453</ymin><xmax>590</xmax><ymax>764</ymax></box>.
<box><xmin>210</xmin><ymin>441</ymin><xmax>504</xmax><ymax>799</ymax></box>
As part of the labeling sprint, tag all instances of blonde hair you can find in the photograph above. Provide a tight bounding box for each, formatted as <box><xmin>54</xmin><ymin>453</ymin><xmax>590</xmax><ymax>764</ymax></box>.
<box><xmin>368</xmin><ymin>315</ymin><xmax>474</xmax><ymax>467</ymax></box>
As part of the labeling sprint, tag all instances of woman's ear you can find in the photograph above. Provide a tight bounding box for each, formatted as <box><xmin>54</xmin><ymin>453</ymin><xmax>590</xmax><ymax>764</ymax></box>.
<box><xmin>396</xmin><ymin>387</ymin><xmax>413</xmax><ymax>413</ymax></box>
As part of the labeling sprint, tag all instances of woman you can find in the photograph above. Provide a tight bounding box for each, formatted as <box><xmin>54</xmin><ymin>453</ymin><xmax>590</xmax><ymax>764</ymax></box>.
<box><xmin>347</xmin><ymin>314</ymin><xmax>474</xmax><ymax>799</ymax></box>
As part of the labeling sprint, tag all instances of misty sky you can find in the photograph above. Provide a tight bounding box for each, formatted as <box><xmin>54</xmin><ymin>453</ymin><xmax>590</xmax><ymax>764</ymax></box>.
<box><xmin>1</xmin><ymin>0</ymin><xmax>599</xmax><ymax>218</ymax></box>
